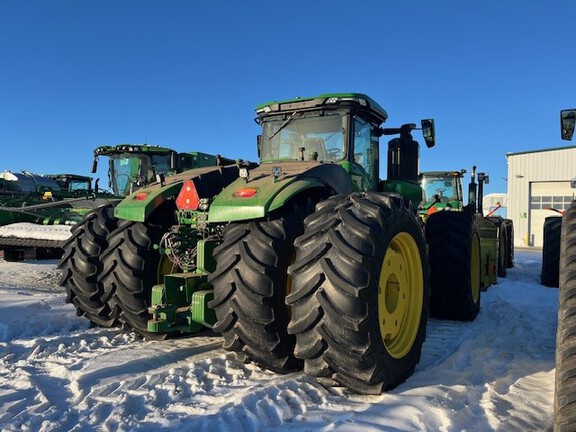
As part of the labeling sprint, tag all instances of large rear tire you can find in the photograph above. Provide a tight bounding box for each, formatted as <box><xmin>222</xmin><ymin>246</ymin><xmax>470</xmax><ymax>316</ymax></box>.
<box><xmin>102</xmin><ymin>218</ymin><xmax>175</xmax><ymax>339</ymax></box>
<box><xmin>287</xmin><ymin>193</ymin><xmax>429</xmax><ymax>394</ymax></box>
<box><xmin>208</xmin><ymin>198</ymin><xmax>316</xmax><ymax>373</ymax></box>
<box><xmin>542</xmin><ymin>216</ymin><xmax>562</xmax><ymax>288</ymax></box>
<box><xmin>554</xmin><ymin>202</ymin><xmax>576</xmax><ymax>432</ymax></box>
<box><xmin>58</xmin><ymin>204</ymin><xmax>119</xmax><ymax>327</ymax></box>
<box><xmin>426</xmin><ymin>210</ymin><xmax>481</xmax><ymax>321</ymax></box>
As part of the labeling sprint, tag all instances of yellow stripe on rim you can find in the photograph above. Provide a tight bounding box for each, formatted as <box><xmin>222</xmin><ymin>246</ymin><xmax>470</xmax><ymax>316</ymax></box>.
<box><xmin>378</xmin><ymin>231</ymin><xmax>424</xmax><ymax>359</ymax></box>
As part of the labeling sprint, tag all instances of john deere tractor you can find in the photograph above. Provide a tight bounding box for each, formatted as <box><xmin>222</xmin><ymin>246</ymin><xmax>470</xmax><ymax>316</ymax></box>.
<box><xmin>0</xmin><ymin>147</ymin><xmax>231</xmax><ymax>262</ymax></box>
<box><xmin>91</xmin><ymin>144</ymin><xmax>234</xmax><ymax>197</ymax></box>
<box><xmin>420</xmin><ymin>168</ymin><xmax>514</xmax><ymax>283</ymax></box>
<box><xmin>60</xmin><ymin>93</ymin><xmax>486</xmax><ymax>394</ymax></box>
<box><xmin>554</xmin><ymin>108</ymin><xmax>576</xmax><ymax>432</ymax></box>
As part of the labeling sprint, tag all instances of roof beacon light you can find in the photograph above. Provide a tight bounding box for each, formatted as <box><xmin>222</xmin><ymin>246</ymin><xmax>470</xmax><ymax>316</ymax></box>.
<box><xmin>176</xmin><ymin>180</ymin><xmax>201</xmax><ymax>210</ymax></box>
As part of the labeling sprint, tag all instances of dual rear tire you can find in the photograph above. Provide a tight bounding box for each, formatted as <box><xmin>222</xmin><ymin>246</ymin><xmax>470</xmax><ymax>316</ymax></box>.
<box><xmin>286</xmin><ymin>192</ymin><xmax>429</xmax><ymax>394</ymax></box>
<box><xmin>58</xmin><ymin>204</ymin><xmax>119</xmax><ymax>327</ymax></box>
<box><xmin>209</xmin><ymin>193</ymin><xmax>484</xmax><ymax>393</ymax></box>
<box><xmin>59</xmin><ymin>205</ymin><xmax>175</xmax><ymax>339</ymax></box>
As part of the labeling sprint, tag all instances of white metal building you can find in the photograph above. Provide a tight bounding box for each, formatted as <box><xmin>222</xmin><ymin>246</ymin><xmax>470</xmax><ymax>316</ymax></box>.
<box><xmin>507</xmin><ymin>145</ymin><xmax>576</xmax><ymax>247</ymax></box>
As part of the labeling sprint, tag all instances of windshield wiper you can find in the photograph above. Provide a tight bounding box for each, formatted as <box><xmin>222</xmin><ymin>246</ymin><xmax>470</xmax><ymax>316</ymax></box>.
<box><xmin>269</xmin><ymin>111</ymin><xmax>301</xmax><ymax>140</ymax></box>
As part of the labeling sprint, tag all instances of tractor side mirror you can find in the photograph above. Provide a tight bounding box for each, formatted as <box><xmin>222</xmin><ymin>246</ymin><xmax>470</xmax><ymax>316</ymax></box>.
<box><xmin>91</xmin><ymin>157</ymin><xmax>98</xmax><ymax>173</ymax></box>
<box><xmin>561</xmin><ymin>109</ymin><xmax>576</xmax><ymax>141</ymax></box>
<box><xmin>421</xmin><ymin>119</ymin><xmax>435</xmax><ymax>148</ymax></box>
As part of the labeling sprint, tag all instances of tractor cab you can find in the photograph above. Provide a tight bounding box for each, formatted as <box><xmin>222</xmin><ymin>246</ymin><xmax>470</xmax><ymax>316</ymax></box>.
<box><xmin>419</xmin><ymin>170</ymin><xmax>466</xmax><ymax>214</ymax></box>
<box><xmin>45</xmin><ymin>174</ymin><xmax>93</xmax><ymax>194</ymax></box>
<box><xmin>92</xmin><ymin>145</ymin><xmax>178</xmax><ymax>197</ymax></box>
<box><xmin>255</xmin><ymin>93</ymin><xmax>435</xmax><ymax>194</ymax></box>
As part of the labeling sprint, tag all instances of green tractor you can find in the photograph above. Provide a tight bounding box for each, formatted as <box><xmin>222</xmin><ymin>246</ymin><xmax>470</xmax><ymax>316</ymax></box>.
<box><xmin>60</xmin><ymin>93</ymin><xmax>489</xmax><ymax>394</ymax></box>
<box><xmin>420</xmin><ymin>168</ymin><xmax>514</xmax><ymax>283</ymax></box>
<box><xmin>45</xmin><ymin>173</ymin><xmax>106</xmax><ymax>196</ymax></box>
<box><xmin>0</xmin><ymin>147</ymin><xmax>231</xmax><ymax>261</ymax></box>
<box><xmin>419</xmin><ymin>169</ymin><xmax>467</xmax><ymax>213</ymax></box>
<box><xmin>91</xmin><ymin>144</ymin><xmax>232</xmax><ymax>197</ymax></box>
<box><xmin>553</xmin><ymin>109</ymin><xmax>576</xmax><ymax>432</ymax></box>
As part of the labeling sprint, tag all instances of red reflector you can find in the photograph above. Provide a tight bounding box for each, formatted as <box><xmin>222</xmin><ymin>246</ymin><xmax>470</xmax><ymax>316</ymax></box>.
<box><xmin>234</xmin><ymin>188</ymin><xmax>257</xmax><ymax>198</ymax></box>
<box><xmin>176</xmin><ymin>180</ymin><xmax>200</xmax><ymax>210</ymax></box>
<box><xmin>134</xmin><ymin>192</ymin><xmax>148</xmax><ymax>201</ymax></box>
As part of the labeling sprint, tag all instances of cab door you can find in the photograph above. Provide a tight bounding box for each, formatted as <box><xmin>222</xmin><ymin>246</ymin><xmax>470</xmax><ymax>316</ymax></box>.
<box><xmin>348</xmin><ymin>117</ymin><xmax>379</xmax><ymax>192</ymax></box>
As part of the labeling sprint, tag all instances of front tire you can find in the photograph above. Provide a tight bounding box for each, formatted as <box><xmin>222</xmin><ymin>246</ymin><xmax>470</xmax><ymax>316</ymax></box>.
<box><xmin>287</xmin><ymin>193</ymin><xmax>429</xmax><ymax>394</ymax></box>
<box><xmin>554</xmin><ymin>202</ymin><xmax>576</xmax><ymax>431</ymax></box>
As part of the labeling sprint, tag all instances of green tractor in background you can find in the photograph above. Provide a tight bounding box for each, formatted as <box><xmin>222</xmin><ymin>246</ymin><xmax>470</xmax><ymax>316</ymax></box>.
<box><xmin>419</xmin><ymin>169</ymin><xmax>466</xmax><ymax>212</ymax></box>
<box><xmin>60</xmin><ymin>93</ymin><xmax>490</xmax><ymax>394</ymax></box>
<box><xmin>0</xmin><ymin>146</ymin><xmax>231</xmax><ymax>261</ymax></box>
<box><xmin>553</xmin><ymin>109</ymin><xmax>576</xmax><ymax>432</ymax></box>
<box><xmin>0</xmin><ymin>170</ymin><xmax>118</xmax><ymax>260</ymax></box>
<box><xmin>45</xmin><ymin>173</ymin><xmax>108</xmax><ymax>197</ymax></box>
<box><xmin>91</xmin><ymin>144</ymin><xmax>233</xmax><ymax>197</ymax></box>
<box><xmin>420</xmin><ymin>168</ymin><xmax>514</xmax><ymax>283</ymax></box>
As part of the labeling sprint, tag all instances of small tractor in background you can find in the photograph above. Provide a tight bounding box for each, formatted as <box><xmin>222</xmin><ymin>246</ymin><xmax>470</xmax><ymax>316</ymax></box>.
<box><xmin>45</xmin><ymin>173</ymin><xmax>106</xmax><ymax>196</ymax></box>
<box><xmin>0</xmin><ymin>170</ymin><xmax>117</xmax><ymax>261</ymax></box>
<box><xmin>553</xmin><ymin>109</ymin><xmax>576</xmax><ymax>432</ymax></box>
<box><xmin>60</xmin><ymin>93</ymin><xmax>496</xmax><ymax>394</ymax></box>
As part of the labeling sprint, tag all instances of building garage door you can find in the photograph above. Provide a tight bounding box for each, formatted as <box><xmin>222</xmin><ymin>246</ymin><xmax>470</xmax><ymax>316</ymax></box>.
<box><xmin>529</xmin><ymin>181</ymin><xmax>575</xmax><ymax>247</ymax></box>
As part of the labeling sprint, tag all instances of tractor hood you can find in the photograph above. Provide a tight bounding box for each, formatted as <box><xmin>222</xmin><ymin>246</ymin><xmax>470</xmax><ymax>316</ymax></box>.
<box><xmin>208</xmin><ymin>161</ymin><xmax>352</xmax><ymax>223</ymax></box>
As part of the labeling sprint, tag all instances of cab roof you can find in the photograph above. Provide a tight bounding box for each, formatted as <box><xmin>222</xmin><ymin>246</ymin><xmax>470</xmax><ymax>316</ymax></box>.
<box><xmin>255</xmin><ymin>93</ymin><xmax>388</xmax><ymax>123</ymax></box>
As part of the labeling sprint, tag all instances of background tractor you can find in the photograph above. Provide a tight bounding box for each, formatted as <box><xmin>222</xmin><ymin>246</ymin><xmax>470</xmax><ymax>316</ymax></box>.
<box><xmin>420</xmin><ymin>168</ymin><xmax>514</xmax><ymax>286</ymax></box>
<box><xmin>0</xmin><ymin>170</ymin><xmax>117</xmax><ymax>260</ymax></box>
<box><xmin>91</xmin><ymin>144</ymin><xmax>233</xmax><ymax>196</ymax></box>
<box><xmin>0</xmin><ymin>147</ymin><xmax>233</xmax><ymax>261</ymax></box>
<box><xmin>553</xmin><ymin>109</ymin><xmax>576</xmax><ymax>432</ymax></box>
<box><xmin>60</xmin><ymin>93</ymin><xmax>491</xmax><ymax>394</ymax></box>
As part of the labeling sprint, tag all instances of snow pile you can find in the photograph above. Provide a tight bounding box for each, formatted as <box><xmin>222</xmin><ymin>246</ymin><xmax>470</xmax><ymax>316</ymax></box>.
<box><xmin>0</xmin><ymin>222</ymin><xmax>72</xmax><ymax>241</ymax></box>
<box><xmin>0</xmin><ymin>250</ymin><xmax>556</xmax><ymax>431</ymax></box>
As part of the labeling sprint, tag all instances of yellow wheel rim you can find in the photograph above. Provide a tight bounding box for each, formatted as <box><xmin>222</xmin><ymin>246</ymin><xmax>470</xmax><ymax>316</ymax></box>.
<box><xmin>471</xmin><ymin>234</ymin><xmax>481</xmax><ymax>303</ymax></box>
<box><xmin>378</xmin><ymin>232</ymin><xmax>424</xmax><ymax>359</ymax></box>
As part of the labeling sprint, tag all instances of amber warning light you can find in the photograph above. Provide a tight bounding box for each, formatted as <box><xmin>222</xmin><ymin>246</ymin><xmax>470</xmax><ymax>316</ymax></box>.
<box><xmin>234</xmin><ymin>187</ymin><xmax>258</xmax><ymax>198</ymax></box>
<box><xmin>176</xmin><ymin>180</ymin><xmax>201</xmax><ymax>210</ymax></box>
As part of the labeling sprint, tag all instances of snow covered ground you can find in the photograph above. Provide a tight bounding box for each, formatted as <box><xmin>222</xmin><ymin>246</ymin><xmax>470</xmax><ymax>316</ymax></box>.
<box><xmin>0</xmin><ymin>249</ymin><xmax>556</xmax><ymax>431</ymax></box>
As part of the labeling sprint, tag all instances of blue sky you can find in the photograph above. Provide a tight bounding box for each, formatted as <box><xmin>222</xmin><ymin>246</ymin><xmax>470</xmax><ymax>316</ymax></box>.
<box><xmin>1</xmin><ymin>1</ymin><xmax>574</xmax><ymax>195</ymax></box>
